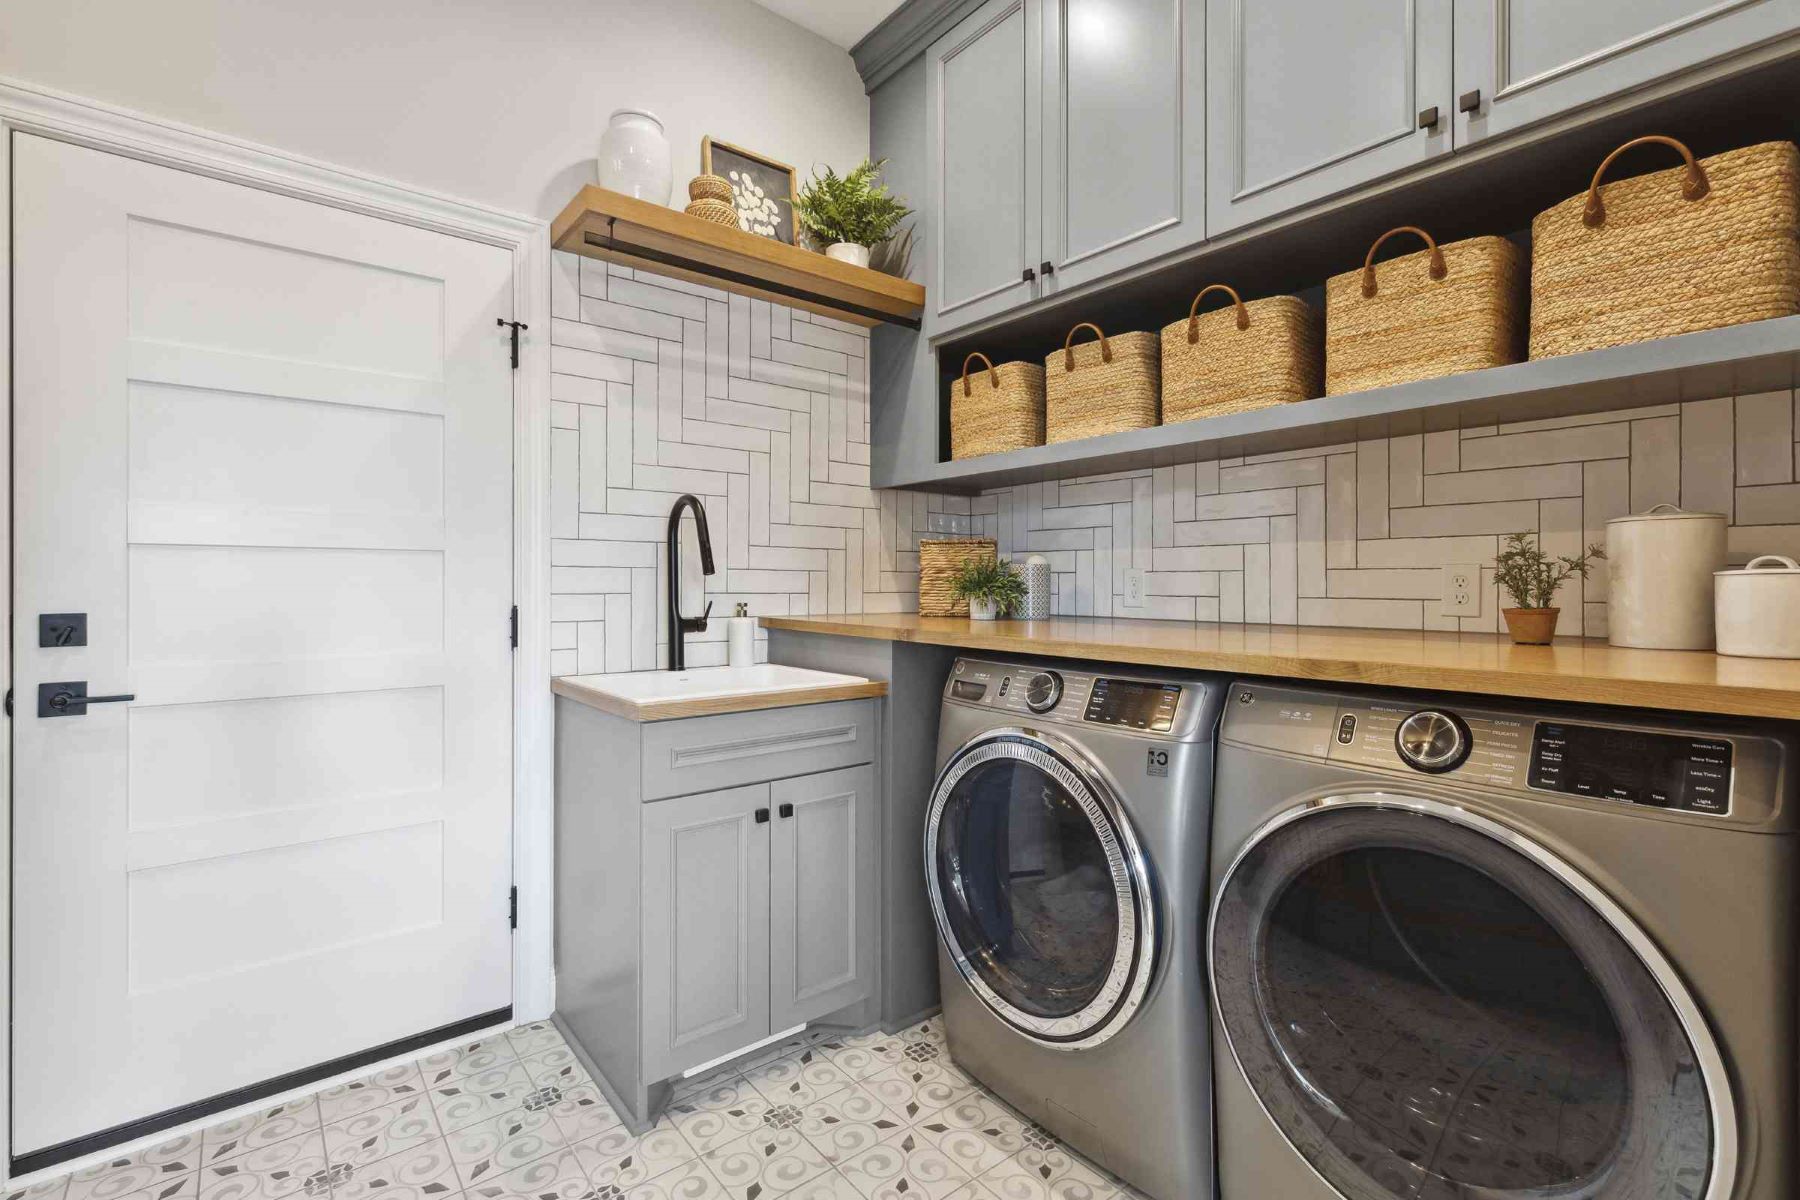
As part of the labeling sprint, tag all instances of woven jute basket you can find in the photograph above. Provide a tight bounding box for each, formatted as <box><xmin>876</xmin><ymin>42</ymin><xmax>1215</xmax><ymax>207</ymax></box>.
<box><xmin>688</xmin><ymin>174</ymin><xmax>734</xmax><ymax>203</ymax></box>
<box><xmin>684</xmin><ymin>198</ymin><xmax>738</xmax><ymax>227</ymax></box>
<box><xmin>1531</xmin><ymin>136</ymin><xmax>1800</xmax><ymax>359</ymax></box>
<box><xmin>918</xmin><ymin>537</ymin><xmax>998</xmax><ymax>617</ymax></box>
<box><xmin>1044</xmin><ymin>323</ymin><xmax>1160</xmax><ymax>443</ymax></box>
<box><xmin>1160</xmin><ymin>285</ymin><xmax>1322</xmax><ymax>423</ymax></box>
<box><xmin>951</xmin><ymin>352</ymin><xmax>1045</xmax><ymax>459</ymax></box>
<box><xmin>1325</xmin><ymin>226</ymin><xmax>1526</xmax><ymax>395</ymax></box>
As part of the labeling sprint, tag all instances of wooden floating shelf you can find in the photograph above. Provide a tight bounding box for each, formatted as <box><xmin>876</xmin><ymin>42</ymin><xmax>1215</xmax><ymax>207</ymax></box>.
<box><xmin>551</xmin><ymin>185</ymin><xmax>925</xmax><ymax>330</ymax></box>
<box><xmin>888</xmin><ymin>315</ymin><xmax>1800</xmax><ymax>492</ymax></box>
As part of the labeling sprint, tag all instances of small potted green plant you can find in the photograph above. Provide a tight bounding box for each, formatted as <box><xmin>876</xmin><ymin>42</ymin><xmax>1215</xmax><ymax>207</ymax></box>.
<box><xmin>793</xmin><ymin>158</ymin><xmax>912</xmax><ymax>269</ymax></box>
<box><xmin>1494</xmin><ymin>531</ymin><xmax>1605</xmax><ymax>644</ymax></box>
<box><xmin>950</xmin><ymin>556</ymin><xmax>1026</xmax><ymax>621</ymax></box>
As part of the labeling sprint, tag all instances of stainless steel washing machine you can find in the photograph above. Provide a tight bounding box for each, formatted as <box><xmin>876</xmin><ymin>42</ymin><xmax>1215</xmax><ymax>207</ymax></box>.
<box><xmin>925</xmin><ymin>656</ymin><xmax>1227</xmax><ymax>1200</ymax></box>
<box><xmin>1208</xmin><ymin>680</ymin><xmax>1798</xmax><ymax>1200</ymax></box>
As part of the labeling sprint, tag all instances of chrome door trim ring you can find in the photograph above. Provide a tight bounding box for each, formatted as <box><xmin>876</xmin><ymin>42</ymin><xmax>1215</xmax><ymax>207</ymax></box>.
<box><xmin>1205</xmin><ymin>791</ymin><xmax>1738</xmax><ymax>1200</ymax></box>
<box><xmin>924</xmin><ymin>725</ymin><xmax>1156</xmax><ymax>1050</ymax></box>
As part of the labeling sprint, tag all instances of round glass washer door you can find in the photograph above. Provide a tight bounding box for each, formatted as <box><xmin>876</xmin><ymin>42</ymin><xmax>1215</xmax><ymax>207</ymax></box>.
<box><xmin>925</xmin><ymin>728</ymin><xmax>1155</xmax><ymax>1049</ymax></box>
<box><xmin>1209</xmin><ymin>796</ymin><xmax>1733</xmax><ymax>1200</ymax></box>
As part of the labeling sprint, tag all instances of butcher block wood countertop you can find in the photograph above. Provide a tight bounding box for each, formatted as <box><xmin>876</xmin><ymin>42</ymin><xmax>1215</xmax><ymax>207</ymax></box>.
<box><xmin>759</xmin><ymin>613</ymin><xmax>1800</xmax><ymax>720</ymax></box>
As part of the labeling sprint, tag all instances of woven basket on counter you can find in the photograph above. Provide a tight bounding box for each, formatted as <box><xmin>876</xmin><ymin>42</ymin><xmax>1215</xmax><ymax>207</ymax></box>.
<box><xmin>1160</xmin><ymin>284</ymin><xmax>1322</xmax><ymax>423</ymax></box>
<box><xmin>918</xmin><ymin>537</ymin><xmax>999</xmax><ymax>617</ymax></box>
<box><xmin>1044</xmin><ymin>323</ymin><xmax>1160</xmax><ymax>443</ymax></box>
<box><xmin>1531</xmin><ymin>136</ymin><xmax>1800</xmax><ymax>359</ymax></box>
<box><xmin>951</xmin><ymin>352</ymin><xmax>1045</xmax><ymax>459</ymax></box>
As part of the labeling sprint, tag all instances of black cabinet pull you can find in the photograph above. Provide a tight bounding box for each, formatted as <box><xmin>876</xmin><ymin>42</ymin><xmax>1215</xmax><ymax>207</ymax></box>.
<box><xmin>1022</xmin><ymin>267</ymin><xmax>1036</xmax><ymax>283</ymax></box>
<box><xmin>1040</xmin><ymin>261</ymin><xmax>1055</xmax><ymax>277</ymax></box>
<box><xmin>778</xmin><ymin>803</ymin><xmax>794</xmax><ymax>819</ymax></box>
<box><xmin>754</xmin><ymin>807</ymin><xmax>770</xmax><ymax>824</ymax></box>
<box><xmin>1459</xmin><ymin>89</ymin><xmax>1482</xmax><ymax>114</ymax></box>
<box><xmin>1417</xmin><ymin>106</ymin><xmax>1439</xmax><ymax>130</ymax></box>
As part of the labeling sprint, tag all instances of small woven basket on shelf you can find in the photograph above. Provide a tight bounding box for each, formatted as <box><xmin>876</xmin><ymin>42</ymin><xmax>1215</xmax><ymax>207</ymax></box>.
<box><xmin>688</xmin><ymin>174</ymin><xmax>734</xmax><ymax>204</ymax></box>
<box><xmin>684</xmin><ymin>198</ymin><xmax>738</xmax><ymax>227</ymax></box>
<box><xmin>951</xmin><ymin>352</ymin><xmax>1045</xmax><ymax>459</ymax></box>
<box><xmin>1160</xmin><ymin>284</ymin><xmax>1322</xmax><ymax>423</ymax></box>
<box><xmin>1531</xmin><ymin>136</ymin><xmax>1800</xmax><ymax>360</ymax></box>
<box><xmin>1325</xmin><ymin>226</ymin><xmax>1526</xmax><ymax>395</ymax></box>
<box><xmin>918</xmin><ymin>537</ymin><xmax>999</xmax><ymax>617</ymax></box>
<box><xmin>1043</xmin><ymin>323</ymin><xmax>1160</xmax><ymax>443</ymax></box>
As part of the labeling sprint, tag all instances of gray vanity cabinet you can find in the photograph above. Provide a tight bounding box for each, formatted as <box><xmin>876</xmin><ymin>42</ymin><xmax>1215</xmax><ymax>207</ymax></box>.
<box><xmin>1205</xmin><ymin>0</ymin><xmax>1453</xmax><ymax>236</ymax></box>
<box><xmin>1453</xmin><ymin>0</ymin><xmax>1800</xmax><ymax>144</ymax></box>
<box><xmin>1039</xmin><ymin>0</ymin><xmax>1206</xmax><ymax>294</ymax></box>
<box><xmin>770</xmin><ymin>765</ymin><xmax>878</xmax><ymax>1031</ymax></box>
<box><xmin>928</xmin><ymin>0</ymin><xmax>1043</xmax><ymax>332</ymax></box>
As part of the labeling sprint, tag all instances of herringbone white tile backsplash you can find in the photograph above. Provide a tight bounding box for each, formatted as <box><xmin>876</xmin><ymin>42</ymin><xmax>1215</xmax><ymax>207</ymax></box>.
<box><xmin>548</xmin><ymin>250</ymin><xmax>1800</xmax><ymax>673</ymax></box>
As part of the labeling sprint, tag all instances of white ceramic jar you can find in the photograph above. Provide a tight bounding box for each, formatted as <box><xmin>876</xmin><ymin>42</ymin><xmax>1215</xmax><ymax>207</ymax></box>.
<box><xmin>825</xmin><ymin>242</ymin><xmax>871</xmax><ymax>268</ymax></box>
<box><xmin>1605</xmin><ymin>504</ymin><xmax>1727</xmax><ymax>649</ymax></box>
<box><xmin>1714</xmin><ymin>555</ymin><xmax>1800</xmax><ymax>658</ymax></box>
<box><xmin>598</xmin><ymin>109</ymin><xmax>672</xmax><ymax>205</ymax></box>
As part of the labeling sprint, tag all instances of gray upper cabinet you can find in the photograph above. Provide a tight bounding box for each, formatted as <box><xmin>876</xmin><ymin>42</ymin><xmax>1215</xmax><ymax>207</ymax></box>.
<box><xmin>1205</xmin><ymin>0</ymin><xmax>1453</xmax><ymax>236</ymax></box>
<box><xmin>1454</xmin><ymin>0</ymin><xmax>1800</xmax><ymax>144</ymax></box>
<box><xmin>928</xmin><ymin>0</ymin><xmax>1043</xmax><ymax>332</ymax></box>
<box><xmin>1040</xmin><ymin>0</ymin><xmax>1206</xmax><ymax>292</ymax></box>
<box><xmin>769</xmin><ymin>764</ymin><xmax>877</xmax><ymax>1031</ymax></box>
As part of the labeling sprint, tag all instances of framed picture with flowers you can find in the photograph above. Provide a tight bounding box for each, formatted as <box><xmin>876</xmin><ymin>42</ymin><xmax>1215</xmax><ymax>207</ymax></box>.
<box><xmin>701</xmin><ymin>137</ymin><xmax>798</xmax><ymax>244</ymax></box>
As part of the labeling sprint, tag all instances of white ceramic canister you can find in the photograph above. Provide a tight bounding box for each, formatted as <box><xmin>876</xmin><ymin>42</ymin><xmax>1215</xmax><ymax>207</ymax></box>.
<box><xmin>598</xmin><ymin>109</ymin><xmax>672</xmax><ymax>205</ymax></box>
<box><xmin>1714</xmin><ymin>555</ymin><xmax>1800</xmax><ymax>658</ymax></box>
<box><xmin>1604</xmin><ymin>504</ymin><xmax>1727</xmax><ymax>649</ymax></box>
<box><xmin>825</xmin><ymin>242</ymin><xmax>871</xmax><ymax>268</ymax></box>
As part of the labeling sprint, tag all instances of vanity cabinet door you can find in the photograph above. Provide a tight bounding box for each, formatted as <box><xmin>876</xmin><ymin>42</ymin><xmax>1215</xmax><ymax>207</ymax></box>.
<box><xmin>770</xmin><ymin>765</ymin><xmax>878</xmax><ymax>1030</ymax></box>
<box><xmin>642</xmin><ymin>783</ymin><xmax>772</xmax><ymax>1081</ymax></box>
<box><xmin>1453</xmin><ymin>0</ymin><xmax>1800</xmax><ymax>145</ymax></box>
<box><xmin>1205</xmin><ymin>0</ymin><xmax>1453</xmax><ymax>236</ymax></box>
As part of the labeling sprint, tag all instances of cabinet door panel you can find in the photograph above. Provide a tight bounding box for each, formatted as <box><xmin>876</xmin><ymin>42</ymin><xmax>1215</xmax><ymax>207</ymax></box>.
<box><xmin>770</xmin><ymin>765</ymin><xmax>877</xmax><ymax>1030</ymax></box>
<box><xmin>1042</xmin><ymin>0</ymin><xmax>1205</xmax><ymax>290</ymax></box>
<box><xmin>929</xmin><ymin>0</ymin><xmax>1043</xmax><ymax>333</ymax></box>
<box><xmin>642</xmin><ymin>783</ymin><xmax>771</xmax><ymax>1080</ymax></box>
<box><xmin>1455</xmin><ymin>0</ymin><xmax>1800</xmax><ymax>143</ymax></box>
<box><xmin>1206</xmin><ymin>0</ymin><xmax>1452</xmax><ymax>235</ymax></box>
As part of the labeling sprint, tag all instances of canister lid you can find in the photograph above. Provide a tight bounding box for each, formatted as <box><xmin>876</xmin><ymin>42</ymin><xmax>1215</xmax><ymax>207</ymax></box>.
<box><xmin>1715</xmin><ymin>555</ymin><xmax>1800</xmax><ymax>576</ymax></box>
<box><xmin>1606</xmin><ymin>502</ymin><xmax>1727</xmax><ymax>525</ymax></box>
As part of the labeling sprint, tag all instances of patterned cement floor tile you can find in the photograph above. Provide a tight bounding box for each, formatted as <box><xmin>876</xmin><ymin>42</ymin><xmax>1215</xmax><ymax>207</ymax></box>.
<box><xmin>700</xmin><ymin>1124</ymin><xmax>833</xmax><ymax>1200</ymax></box>
<box><xmin>445</xmin><ymin>1110</ymin><xmax>569</xmax><ymax>1190</ymax></box>
<box><xmin>835</xmin><ymin>1132</ymin><xmax>970</xmax><ymax>1200</ymax></box>
<box><xmin>788</xmin><ymin>1085</ymin><xmax>908</xmax><ymax>1167</ymax></box>
<box><xmin>323</xmin><ymin>1097</ymin><xmax>442</xmax><ymax>1171</ymax></box>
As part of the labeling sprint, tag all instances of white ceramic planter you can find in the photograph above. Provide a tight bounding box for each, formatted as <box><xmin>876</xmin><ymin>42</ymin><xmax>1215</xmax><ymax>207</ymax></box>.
<box><xmin>968</xmin><ymin>597</ymin><xmax>1000</xmax><ymax>621</ymax></box>
<box><xmin>1605</xmin><ymin>503</ymin><xmax>1726</xmax><ymax>649</ymax></box>
<box><xmin>1715</xmin><ymin>555</ymin><xmax>1800</xmax><ymax>658</ymax></box>
<box><xmin>598</xmin><ymin>109</ymin><xmax>672</xmax><ymax>205</ymax></box>
<box><xmin>826</xmin><ymin>242</ymin><xmax>871</xmax><ymax>268</ymax></box>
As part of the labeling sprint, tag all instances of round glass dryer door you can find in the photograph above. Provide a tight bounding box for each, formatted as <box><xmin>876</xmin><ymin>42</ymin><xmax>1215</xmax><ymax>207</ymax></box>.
<box><xmin>1210</xmin><ymin>799</ymin><xmax>1731</xmax><ymax>1200</ymax></box>
<box><xmin>926</xmin><ymin>730</ymin><xmax>1155</xmax><ymax>1048</ymax></box>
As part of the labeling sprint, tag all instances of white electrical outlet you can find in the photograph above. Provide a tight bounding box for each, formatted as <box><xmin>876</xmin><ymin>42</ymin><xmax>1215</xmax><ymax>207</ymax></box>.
<box><xmin>1124</xmin><ymin>568</ymin><xmax>1146</xmax><ymax>607</ymax></box>
<box><xmin>1441</xmin><ymin>564</ymin><xmax>1481</xmax><ymax>617</ymax></box>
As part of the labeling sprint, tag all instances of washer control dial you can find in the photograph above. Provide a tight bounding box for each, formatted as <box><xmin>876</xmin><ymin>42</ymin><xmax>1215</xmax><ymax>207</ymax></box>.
<box><xmin>1396</xmin><ymin>710</ymin><xmax>1471</xmax><ymax>773</ymax></box>
<box><xmin>1024</xmin><ymin>671</ymin><xmax>1064</xmax><ymax>714</ymax></box>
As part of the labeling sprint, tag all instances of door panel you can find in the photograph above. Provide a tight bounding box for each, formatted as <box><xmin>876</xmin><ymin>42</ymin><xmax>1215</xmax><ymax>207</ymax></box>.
<box><xmin>642</xmin><ymin>784</ymin><xmax>773</xmax><ymax>1080</ymax></box>
<box><xmin>1455</xmin><ymin>0</ymin><xmax>1800</xmax><ymax>144</ymax></box>
<box><xmin>1206</xmin><ymin>0</ymin><xmax>1453</xmax><ymax>235</ymax></box>
<box><xmin>11</xmin><ymin>133</ymin><xmax>515</xmax><ymax>1156</ymax></box>
<box><xmin>929</xmin><ymin>0</ymin><xmax>1043</xmax><ymax>333</ymax></box>
<box><xmin>770</xmin><ymin>765</ymin><xmax>876</xmax><ymax>1029</ymax></box>
<box><xmin>1042</xmin><ymin>0</ymin><xmax>1205</xmax><ymax>290</ymax></box>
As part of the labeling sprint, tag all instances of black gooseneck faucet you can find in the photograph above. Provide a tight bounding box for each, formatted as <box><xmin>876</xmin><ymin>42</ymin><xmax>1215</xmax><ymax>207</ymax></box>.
<box><xmin>666</xmin><ymin>494</ymin><xmax>716</xmax><ymax>671</ymax></box>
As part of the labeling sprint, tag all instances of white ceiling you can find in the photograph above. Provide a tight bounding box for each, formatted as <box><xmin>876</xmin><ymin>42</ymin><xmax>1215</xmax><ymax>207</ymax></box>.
<box><xmin>749</xmin><ymin>0</ymin><xmax>907</xmax><ymax>49</ymax></box>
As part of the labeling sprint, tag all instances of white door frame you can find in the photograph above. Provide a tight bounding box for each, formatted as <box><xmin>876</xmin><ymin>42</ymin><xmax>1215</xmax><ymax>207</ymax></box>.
<box><xmin>0</xmin><ymin>75</ymin><xmax>554</xmax><ymax>1182</ymax></box>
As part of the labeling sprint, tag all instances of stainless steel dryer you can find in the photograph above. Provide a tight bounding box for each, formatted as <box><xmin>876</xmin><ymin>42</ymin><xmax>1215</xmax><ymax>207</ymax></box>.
<box><xmin>1208</xmin><ymin>681</ymin><xmax>1798</xmax><ymax>1200</ymax></box>
<box><xmin>925</xmin><ymin>656</ymin><xmax>1227</xmax><ymax>1200</ymax></box>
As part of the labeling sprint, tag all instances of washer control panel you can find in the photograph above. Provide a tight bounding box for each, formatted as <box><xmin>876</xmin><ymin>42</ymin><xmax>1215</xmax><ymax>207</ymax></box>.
<box><xmin>1530</xmin><ymin>722</ymin><xmax>1733</xmax><ymax>815</ymax></box>
<box><xmin>945</xmin><ymin>658</ymin><xmax>1205</xmax><ymax>740</ymax></box>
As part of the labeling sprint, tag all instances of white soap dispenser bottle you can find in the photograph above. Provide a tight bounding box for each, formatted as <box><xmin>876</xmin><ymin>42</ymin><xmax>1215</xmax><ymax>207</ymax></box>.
<box><xmin>727</xmin><ymin>601</ymin><xmax>755</xmax><ymax>667</ymax></box>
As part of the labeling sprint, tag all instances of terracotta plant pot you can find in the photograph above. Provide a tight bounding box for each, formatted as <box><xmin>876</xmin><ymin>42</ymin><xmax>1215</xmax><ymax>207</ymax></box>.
<box><xmin>1503</xmin><ymin>607</ymin><xmax>1561</xmax><ymax>645</ymax></box>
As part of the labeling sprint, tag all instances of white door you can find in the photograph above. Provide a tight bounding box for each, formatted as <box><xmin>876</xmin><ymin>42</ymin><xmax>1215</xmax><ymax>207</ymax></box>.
<box><xmin>11</xmin><ymin>134</ymin><xmax>516</xmax><ymax>1158</ymax></box>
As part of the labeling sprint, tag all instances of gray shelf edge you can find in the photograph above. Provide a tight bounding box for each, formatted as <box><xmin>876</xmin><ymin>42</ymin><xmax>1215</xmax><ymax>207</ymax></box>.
<box><xmin>881</xmin><ymin>316</ymin><xmax>1800</xmax><ymax>493</ymax></box>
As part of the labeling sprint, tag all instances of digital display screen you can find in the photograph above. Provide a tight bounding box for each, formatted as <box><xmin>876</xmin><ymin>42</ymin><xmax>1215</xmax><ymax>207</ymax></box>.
<box><xmin>1085</xmin><ymin>678</ymin><xmax>1180</xmax><ymax>732</ymax></box>
<box><xmin>1530</xmin><ymin>722</ymin><xmax>1731</xmax><ymax>814</ymax></box>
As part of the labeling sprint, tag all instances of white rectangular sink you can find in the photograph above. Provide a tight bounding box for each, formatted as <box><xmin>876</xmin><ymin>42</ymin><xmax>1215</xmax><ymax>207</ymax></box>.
<box><xmin>553</xmin><ymin>663</ymin><xmax>884</xmax><ymax>720</ymax></box>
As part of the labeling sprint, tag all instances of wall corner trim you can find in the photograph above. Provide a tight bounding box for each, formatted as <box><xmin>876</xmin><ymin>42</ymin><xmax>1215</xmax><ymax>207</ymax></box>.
<box><xmin>852</xmin><ymin>0</ymin><xmax>989</xmax><ymax>92</ymax></box>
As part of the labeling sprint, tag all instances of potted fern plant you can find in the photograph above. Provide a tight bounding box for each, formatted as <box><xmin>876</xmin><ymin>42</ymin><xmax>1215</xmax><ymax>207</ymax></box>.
<box><xmin>793</xmin><ymin>158</ymin><xmax>912</xmax><ymax>269</ymax></box>
<box><xmin>1494</xmin><ymin>531</ymin><xmax>1605</xmax><ymax>644</ymax></box>
<box><xmin>950</xmin><ymin>556</ymin><xmax>1026</xmax><ymax>621</ymax></box>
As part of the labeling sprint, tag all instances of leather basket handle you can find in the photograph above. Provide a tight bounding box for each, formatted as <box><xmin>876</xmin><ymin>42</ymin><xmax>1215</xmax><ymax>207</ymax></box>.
<box><xmin>1361</xmin><ymin>226</ymin><xmax>1446</xmax><ymax>298</ymax></box>
<box><xmin>1583</xmin><ymin>135</ymin><xmax>1709</xmax><ymax>228</ymax></box>
<box><xmin>1062</xmin><ymin>322</ymin><xmax>1113</xmax><ymax>372</ymax></box>
<box><xmin>1186</xmin><ymin>284</ymin><xmax>1249</xmax><ymax>343</ymax></box>
<box><xmin>961</xmin><ymin>351</ymin><xmax>998</xmax><ymax>397</ymax></box>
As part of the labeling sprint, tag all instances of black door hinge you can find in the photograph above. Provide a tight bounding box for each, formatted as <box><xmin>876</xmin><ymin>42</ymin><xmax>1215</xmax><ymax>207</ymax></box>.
<box><xmin>496</xmin><ymin>318</ymin><xmax>528</xmax><ymax>369</ymax></box>
<box><xmin>4</xmin><ymin>689</ymin><xmax>10</xmax><ymax>718</ymax></box>
<box><xmin>509</xmin><ymin>605</ymin><xmax>519</xmax><ymax>649</ymax></box>
<box><xmin>509</xmin><ymin>886</ymin><xmax>518</xmax><ymax>930</ymax></box>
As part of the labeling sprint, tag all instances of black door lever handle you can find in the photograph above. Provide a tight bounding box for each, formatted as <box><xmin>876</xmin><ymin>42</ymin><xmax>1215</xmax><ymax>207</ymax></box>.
<box><xmin>38</xmin><ymin>682</ymin><xmax>135</xmax><ymax>718</ymax></box>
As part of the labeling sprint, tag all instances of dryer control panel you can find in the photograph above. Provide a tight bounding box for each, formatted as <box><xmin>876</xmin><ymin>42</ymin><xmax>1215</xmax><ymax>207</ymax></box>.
<box><xmin>944</xmin><ymin>658</ymin><xmax>1211</xmax><ymax>741</ymax></box>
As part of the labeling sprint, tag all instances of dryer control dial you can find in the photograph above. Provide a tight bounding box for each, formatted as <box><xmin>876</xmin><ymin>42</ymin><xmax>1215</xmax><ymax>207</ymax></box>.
<box><xmin>1396</xmin><ymin>710</ymin><xmax>1471</xmax><ymax>773</ymax></box>
<box><xmin>1024</xmin><ymin>671</ymin><xmax>1064</xmax><ymax>714</ymax></box>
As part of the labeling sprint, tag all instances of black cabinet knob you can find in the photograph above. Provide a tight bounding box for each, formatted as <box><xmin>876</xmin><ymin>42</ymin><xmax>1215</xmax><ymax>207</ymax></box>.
<box><xmin>754</xmin><ymin>808</ymin><xmax>770</xmax><ymax>824</ymax></box>
<box><xmin>1040</xmin><ymin>261</ymin><xmax>1055</xmax><ymax>277</ymax></box>
<box><xmin>1417</xmin><ymin>106</ymin><xmax>1439</xmax><ymax>130</ymax></box>
<box><xmin>1022</xmin><ymin>267</ymin><xmax>1036</xmax><ymax>283</ymax></box>
<box><xmin>1459</xmin><ymin>89</ymin><xmax>1482</xmax><ymax>114</ymax></box>
<box><xmin>778</xmin><ymin>803</ymin><xmax>794</xmax><ymax>819</ymax></box>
